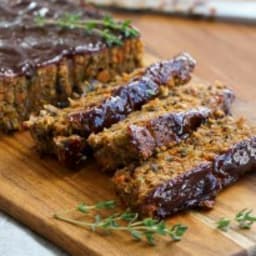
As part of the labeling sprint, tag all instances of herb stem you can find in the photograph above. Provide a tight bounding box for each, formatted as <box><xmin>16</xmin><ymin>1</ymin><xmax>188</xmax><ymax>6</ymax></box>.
<box><xmin>35</xmin><ymin>14</ymin><xmax>139</xmax><ymax>46</ymax></box>
<box><xmin>53</xmin><ymin>200</ymin><xmax>187</xmax><ymax>245</ymax></box>
<box><xmin>54</xmin><ymin>208</ymin><xmax>77</xmax><ymax>216</ymax></box>
<box><xmin>216</xmin><ymin>208</ymin><xmax>256</xmax><ymax>231</ymax></box>
<box><xmin>54</xmin><ymin>214</ymin><xmax>92</xmax><ymax>228</ymax></box>
<box><xmin>54</xmin><ymin>214</ymin><xmax>136</xmax><ymax>231</ymax></box>
<box><xmin>129</xmin><ymin>220</ymin><xmax>144</xmax><ymax>227</ymax></box>
<box><xmin>43</xmin><ymin>18</ymin><xmax>127</xmax><ymax>31</ymax></box>
<box><xmin>54</xmin><ymin>213</ymin><xmax>185</xmax><ymax>238</ymax></box>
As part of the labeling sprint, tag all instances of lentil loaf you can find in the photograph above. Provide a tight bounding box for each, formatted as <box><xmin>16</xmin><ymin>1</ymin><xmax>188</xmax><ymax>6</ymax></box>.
<box><xmin>53</xmin><ymin>80</ymin><xmax>233</xmax><ymax>167</ymax></box>
<box><xmin>0</xmin><ymin>0</ymin><xmax>143</xmax><ymax>132</ymax></box>
<box><xmin>55</xmin><ymin>107</ymin><xmax>211</xmax><ymax>167</ymax></box>
<box><xmin>26</xmin><ymin>53</ymin><xmax>196</xmax><ymax>156</ymax></box>
<box><xmin>88</xmin><ymin>82</ymin><xmax>234</xmax><ymax>171</ymax></box>
<box><xmin>113</xmin><ymin>116</ymin><xmax>256</xmax><ymax>219</ymax></box>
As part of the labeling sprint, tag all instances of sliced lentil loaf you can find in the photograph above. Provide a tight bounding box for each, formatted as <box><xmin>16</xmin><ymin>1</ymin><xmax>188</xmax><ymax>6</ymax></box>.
<box><xmin>0</xmin><ymin>0</ymin><xmax>143</xmax><ymax>132</ymax></box>
<box><xmin>55</xmin><ymin>107</ymin><xmax>211</xmax><ymax>167</ymax></box>
<box><xmin>26</xmin><ymin>53</ymin><xmax>196</xmax><ymax>154</ymax></box>
<box><xmin>113</xmin><ymin>116</ymin><xmax>256</xmax><ymax>219</ymax></box>
<box><xmin>67</xmin><ymin>52</ymin><xmax>196</xmax><ymax>136</ymax></box>
<box><xmin>88</xmin><ymin>82</ymin><xmax>234</xmax><ymax>171</ymax></box>
<box><xmin>53</xmin><ymin>80</ymin><xmax>234</xmax><ymax>167</ymax></box>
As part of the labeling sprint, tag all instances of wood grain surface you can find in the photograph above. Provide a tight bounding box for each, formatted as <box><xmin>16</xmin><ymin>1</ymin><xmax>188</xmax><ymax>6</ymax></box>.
<box><xmin>0</xmin><ymin>14</ymin><xmax>256</xmax><ymax>256</ymax></box>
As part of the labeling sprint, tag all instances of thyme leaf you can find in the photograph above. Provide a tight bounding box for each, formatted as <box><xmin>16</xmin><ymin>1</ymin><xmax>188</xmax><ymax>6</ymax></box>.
<box><xmin>216</xmin><ymin>208</ymin><xmax>256</xmax><ymax>231</ymax></box>
<box><xmin>35</xmin><ymin>13</ymin><xmax>139</xmax><ymax>47</ymax></box>
<box><xmin>54</xmin><ymin>200</ymin><xmax>187</xmax><ymax>245</ymax></box>
<box><xmin>235</xmin><ymin>209</ymin><xmax>256</xmax><ymax>229</ymax></box>
<box><xmin>216</xmin><ymin>218</ymin><xmax>231</xmax><ymax>232</ymax></box>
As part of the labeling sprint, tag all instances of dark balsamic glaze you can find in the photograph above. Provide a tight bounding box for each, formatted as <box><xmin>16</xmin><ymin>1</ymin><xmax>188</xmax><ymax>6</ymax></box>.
<box><xmin>68</xmin><ymin>53</ymin><xmax>196</xmax><ymax>136</ymax></box>
<box><xmin>144</xmin><ymin>164</ymin><xmax>220</xmax><ymax>219</ymax></box>
<box><xmin>128</xmin><ymin>107</ymin><xmax>211</xmax><ymax>161</ymax></box>
<box><xmin>143</xmin><ymin>137</ymin><xmax>256</xmax><ymax>219</ymax></box>
<box><xmin>0</xmin><ymin>0</ymin><xmax>125</xmax><ymax>78</ymax></box>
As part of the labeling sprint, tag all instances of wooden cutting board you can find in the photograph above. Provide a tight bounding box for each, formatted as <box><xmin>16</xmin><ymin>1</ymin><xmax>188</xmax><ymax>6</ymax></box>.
<box><xmin>0</xmin><ymin>53</ymin><xmax>255</xmax><ymax>256</ymax></box>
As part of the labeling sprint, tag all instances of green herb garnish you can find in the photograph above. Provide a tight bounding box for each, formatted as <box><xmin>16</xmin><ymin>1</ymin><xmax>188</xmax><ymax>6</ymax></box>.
<box><xmin>35</xmin><ymin>13</ymin><xmax>139</xmax><ymax>46</ymax></box>
<box><xmin>235</xmin><ymin>209</ymin><xmax>256</xmax><ymax>229</ymax></box>
<box><xmin>216</xmin><ymin>218</ymin><xmax>231</xmax><ymax>231</ymax></box>
<box><xmin>216</xmin><ymin>208</ymin><xmax>256</xmax><ymax>231</ymax></box>
<box><xmin>77</xmin><ymin>200</ymin><xmax>116</xmax><ymax>213</ymax></box>
<box><xmin>54</xmin><ymin>200</ymin><xmax>187</xmax><ymax>245</ymax></box>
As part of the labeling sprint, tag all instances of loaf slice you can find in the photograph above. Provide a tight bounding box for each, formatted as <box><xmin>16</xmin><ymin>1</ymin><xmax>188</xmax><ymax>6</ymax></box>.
<box><xmin>113</xmin><ymin>116</ymin><xmax>256</xmax><ymax>219</ymax></box>
<box><xmin>25</xmin><ymin>72</ymin><xmax>139</xmax><ymax>153</ymax></box>
<box><xmin>27</xmin><ymin>53</ymin><xmax>196</xmax><ymax>154</ymax></box>
<box><xmin>88</xmin><ymin>82</ymin><xmax>234</xmax><ymax>171</ymax></box>
<box><xmin>67</xmin><ymin>52</ymin><xmax>196</xmax><ymax>136</ymax></box>
<box><xmin>54</xmin><ymin>107</ymin><xmax>211</xmax><ymax>167</ymax></box>
<box><xmin>53</xmin><ymin>81</ymin><xmax>234</xmax><ymax>167</ymax></box>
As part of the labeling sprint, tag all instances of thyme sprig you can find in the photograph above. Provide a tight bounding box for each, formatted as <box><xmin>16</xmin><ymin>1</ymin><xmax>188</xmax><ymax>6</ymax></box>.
<box><xmin>216</xmin><ymin>218</ymin><xmax>231</xmax><ymax>232</ymax></box>
<box><xmin>35</xmin><ymin>13</ymin><xmax>139</xmax><ymax>46</ymax></box>
<box><xmin>54</xmin><ymin>200</ymin><xmax>187</xmax><ymax>245</ymax></box>
<box><xmin>235</xmin><ymin>209</ymin><xmax>256</xmax><ymax>229</ymax></box>
<box><xmin>216</xmin><ymin>208</ymin><xmax>256</xmax><ymax>231</ymax></box>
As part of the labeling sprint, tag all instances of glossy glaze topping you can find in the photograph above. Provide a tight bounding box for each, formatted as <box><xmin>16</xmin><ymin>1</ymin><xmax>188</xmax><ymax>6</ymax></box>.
<box><xmin>68</xmin><ymin>53</ymin><xmax>196</xmax><ymax>136</ymax></box>
<box><xmin>128</xmin><ymin>107</ymin><xmax>211</xmax><ymax>160</ymax></box>
<box><xmin>0</xmin><ymin>0</ymin><xmax>130</xmax><ymax>77</ymax></box>
<box><xmin>113</xmin><ymin>117</ymin><xmax>256</xmax><ymax>218</ymax></box>
<box><xmin>143</xmin><ymin>136</ymin><xmax>256</xmax><ymax>218</ymax></box>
